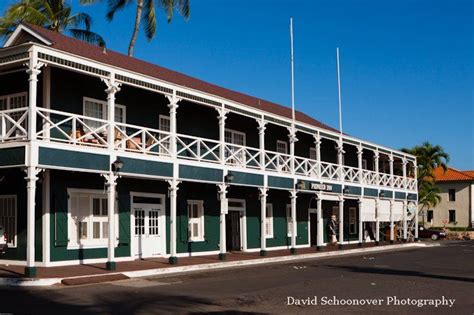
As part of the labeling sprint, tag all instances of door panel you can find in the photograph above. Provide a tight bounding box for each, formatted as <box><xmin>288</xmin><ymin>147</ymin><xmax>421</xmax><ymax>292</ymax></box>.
<box><xmin>226</xmin><ymin>211</ymin><xmax>241</xmax><ymax>251</ymax></box>
<box><xmin>310</xmin><ymin>213</ymin><xmax>317</xmax><ymax>246</ymax></box>
<box><xmin>132</xmin><ymin>203</ymin><xmax>164</xmax><ymax>258</ymax></box>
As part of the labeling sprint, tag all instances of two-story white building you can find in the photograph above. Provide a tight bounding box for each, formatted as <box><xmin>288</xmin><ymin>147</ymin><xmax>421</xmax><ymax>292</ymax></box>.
<box><xmin>0</xmin><ymin>23</ymin><xmax>418</xmax><ymax>277</ymax></box>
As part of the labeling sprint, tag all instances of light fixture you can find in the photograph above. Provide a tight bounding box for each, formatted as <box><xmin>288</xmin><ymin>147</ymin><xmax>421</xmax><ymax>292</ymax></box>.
<box><xmin>343</xmin><ymin>187</ymin><xmax>350</xmax><ymax>194</ymax></box>
<box><xmin>112</xmin><ymin>157</ymin><xmax>124</xmax><ymax>176</ymax></box>
<box><xmin>224</xmin><ymin>171</ymin><xmax>234</xmax><ymax>183</ymax></box>
<box><xmin>379</xmin><ymin>191</ymin><xmax>385</xmax><ymax>198</ymax></box>
<box><xmin>296</xmin><ymin>180</ymin><xmax>305</xmax><ymax>190</ymax></box>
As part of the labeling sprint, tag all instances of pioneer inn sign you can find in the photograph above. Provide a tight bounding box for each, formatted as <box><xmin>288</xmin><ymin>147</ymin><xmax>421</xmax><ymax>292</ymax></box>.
<box><xmin>0</xmin><ymin>24</ymin><xmax>418</xmax><ymax>276</ymax></box>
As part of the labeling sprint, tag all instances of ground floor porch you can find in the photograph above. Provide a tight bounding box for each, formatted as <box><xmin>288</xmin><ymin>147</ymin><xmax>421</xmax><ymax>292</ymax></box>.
<box><xmin>0</xmin><ymin>166</ymin><xmax>415</xmax><ymax>277</ymax></box>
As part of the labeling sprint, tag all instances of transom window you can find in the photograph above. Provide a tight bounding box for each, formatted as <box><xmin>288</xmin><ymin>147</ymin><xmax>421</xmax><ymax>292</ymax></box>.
<box><xmin>265</xmin><ymin>204</ymin><xmax>274</xmax><ymax>238</ymax></box>
<box><xmin>0</xmin><ymin>195</ymin><xmax>17</xmax><ymax>247</ymax></box>
<box><xmin>68</xmin><ymin>189</ymin><xmax>118</xmax><ymax>247</ymax></box>
<box><xmin>187</xmin><ymin>200</ymin><xmax>205</xmax><ymax>242</ymax></box>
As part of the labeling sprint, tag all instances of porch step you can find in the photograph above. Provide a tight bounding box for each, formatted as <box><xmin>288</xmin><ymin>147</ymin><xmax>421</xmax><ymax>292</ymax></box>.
<box><xmin>61</xmin><ymin>273</ymin><xmax>129</xmax><ymax>286</ymax></box>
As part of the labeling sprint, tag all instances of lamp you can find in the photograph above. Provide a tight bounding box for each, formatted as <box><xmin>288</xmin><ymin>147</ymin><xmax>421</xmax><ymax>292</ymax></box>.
<box><xmin>224</xmin><ymin>171</ymin><xmax>234</xmax><ymax>183</ymax></box>
<box><xmin>112</xmin><ymin>157</ymin><xmax>124</xmax><ymax>176</ymax></box>
<box><xmin>343</xmin><ymin>187</ymin><xmax>350</xmax><ymax>194</ymax></box>
<box><xmin>379</xmin><ymin>191</ymin><xmax>385</xmax><ymax>198</ymax></box>
<box><xmin>296</xmin><ymin>180</ymin><xmax>305</xmax><ymax>190</ymax></box>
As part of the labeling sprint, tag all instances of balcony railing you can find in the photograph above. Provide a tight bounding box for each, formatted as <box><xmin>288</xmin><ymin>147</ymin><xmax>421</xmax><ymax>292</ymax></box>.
<box><xmin>0</xmin><ymin>107</ymin><xmax>28</xmax><ymax>142</ymax></box>
<box><xmin>1</xmin><ymin>107</ymin><xmax>417</xmax><ymax>191</ymax></box>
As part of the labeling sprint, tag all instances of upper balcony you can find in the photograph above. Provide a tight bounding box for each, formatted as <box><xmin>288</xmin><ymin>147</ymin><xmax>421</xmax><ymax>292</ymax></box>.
<box><xmin>0</xmin><ymin>100</ymin><xmax>417</xmax><ymax>192</ymax></box>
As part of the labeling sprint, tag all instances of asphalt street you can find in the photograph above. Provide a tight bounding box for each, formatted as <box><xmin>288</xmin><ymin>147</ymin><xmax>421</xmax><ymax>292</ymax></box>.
<box><xmin>1</xmin><ymin>241</ymin><xmax>473</xmax><ymax>314</ymax></box>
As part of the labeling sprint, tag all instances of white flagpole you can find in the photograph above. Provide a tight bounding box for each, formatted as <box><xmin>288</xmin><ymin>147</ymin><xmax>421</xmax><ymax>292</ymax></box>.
<box><xmin>290</xmin><ymin>17</ymin><xmax>295</xmax><ymax>129</ymax></box>
<box><xmin>336</xmin><ymin>47</ymin><xmax>343</xmax><ymax>134</ymax></box>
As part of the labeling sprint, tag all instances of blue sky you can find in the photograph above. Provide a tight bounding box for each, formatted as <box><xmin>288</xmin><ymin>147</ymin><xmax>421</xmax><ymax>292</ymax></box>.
<box><xmin>2</xmin><ymin>0</ymin><xmax>473</xmax><ymax>169</ymax></box>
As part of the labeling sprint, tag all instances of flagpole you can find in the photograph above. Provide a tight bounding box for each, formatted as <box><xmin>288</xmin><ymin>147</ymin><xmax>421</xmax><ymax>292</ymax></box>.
<box><xmin>290</xmin><ymin>17</ymin><xmax>295</xmax><ymax>130</ymax></box>
<box><xmin>336</xmin><ymin>47</ymin><xmax>343</xmax><ymax>134</ymax></box>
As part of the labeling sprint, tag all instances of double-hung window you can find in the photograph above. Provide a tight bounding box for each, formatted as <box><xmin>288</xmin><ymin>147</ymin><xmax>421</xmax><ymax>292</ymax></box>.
<box><xmin>265</xmin><ymin>204</ymin><xmax>274</xmax><ymax>238</ymax></box>
<box><xmin>187</xmin><ymin>200</ymin><xmax>205</xmax><ymax>242</ymax></box>
<box><xmin>277</xmin><ymin>140</ymin><xmax>289</xmax><ymax>172</ymax></box>
<box><xmin>225</xmin><ymin>129</ymin><xmax>246</xmax><ymax>166</ymax></box>
<box><xmin>286</xmin><ymin>204</ymin><xmax>296</xmax><ymax>237</ymax></box>
<box><xmin>448</xmin><ymin>210</ymin><xmax>456</xmax><ymax>223</ymax></box>
<box><xmin>0</xmin><ymin>195</ymin><xmax>17</xmax><ymax>247</ymax></box>
<box><xmin>309</xmin><ymin>147</ymin><xmax>317</xmax><ymax>160</ymax></box>
<box><xmin>68</xmin><ymin>189</ymin><xmax>118</xmax><ymax>248</ymax></box>
<box><xmin>158</xmin><ymin>115</ymin><xmax>171</xmax><ymax>155</ymax></box>
<box><xmin>0</xmin><ymin>92</ymin><xmax>28</xmax><ymax>140</ymax></box>
<box><xmin>448</xmin><ymin>189</ymin><xmax>456</xmax><ymax>202</ymax></box>
<box><xmin>83</xmin><ymin>97</ymin><xmax>126</xmax><ymax>130</ymax></box>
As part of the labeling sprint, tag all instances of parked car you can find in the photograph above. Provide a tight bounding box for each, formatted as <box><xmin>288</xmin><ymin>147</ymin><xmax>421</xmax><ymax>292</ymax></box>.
<box><xmin>418</xmin><ymin>226</ymin><xmax>447</xmax><ymax>240</ymax></box>
<box><xmin>0</xmin><ymin>226</ymin><xmax>7</xmax><ymax>253</ymax></box>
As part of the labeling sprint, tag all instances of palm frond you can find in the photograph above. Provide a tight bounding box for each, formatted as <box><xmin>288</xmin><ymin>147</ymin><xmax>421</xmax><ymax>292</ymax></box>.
<box><xmin>175</xmin><ymin>0</ymin><xmax>190</xmax><ymax>19</ymax></box>
<box><xmin>106</xmin><ymin>0</ymin><xmax>130</xmax><ymax>21</ymax></box>
<box><xmin>68</xmin><ymin>28</ymin><xmax>106</xmax><ymax>47</ymax></box>
<box><xmin>143</xmin><ymin>0</ymin><xmax>156</xmax><ymax>40</ymax></box>
<box><xmin>79</xmin><ymin>0</ymin><xmax>101</xmax><ymax>5</ymax></box>
<box><xmin>68</xmin><ymin>12</ymin><xmax>92</xmax><ymax>31</ymax></box>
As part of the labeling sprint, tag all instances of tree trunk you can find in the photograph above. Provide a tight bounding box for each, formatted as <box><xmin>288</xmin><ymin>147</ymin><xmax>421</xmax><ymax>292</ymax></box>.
<box><xmin>128</xmin><ymin>0</ymin><xmax>144</xmax><ymax>57</ymax></box>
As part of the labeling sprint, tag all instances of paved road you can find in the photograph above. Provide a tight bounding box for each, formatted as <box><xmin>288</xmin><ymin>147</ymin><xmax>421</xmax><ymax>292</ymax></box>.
<box><xmin>1</xmin><ymin>241</ymin><xmax>473</xmax><ymax>314</ymax></box>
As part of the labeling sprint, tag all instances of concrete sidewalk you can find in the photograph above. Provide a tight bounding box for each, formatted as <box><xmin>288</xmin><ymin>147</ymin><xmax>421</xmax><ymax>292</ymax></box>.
<box><xmin>0</xmin><ymin>241</ymin><xmax>438</xmax><ymax>287</ymax></box>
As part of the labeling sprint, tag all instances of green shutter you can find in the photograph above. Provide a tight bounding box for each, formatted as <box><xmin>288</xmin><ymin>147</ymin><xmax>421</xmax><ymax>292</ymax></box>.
<box><xmin>118</xmin><ymin>195</ymin><xmax>130</xmax><ymax>245</ymax></box>
<box><xmin>54</xmin><ymin>196</ymin><xmax>68</xmax><ymax>246</ymax></box>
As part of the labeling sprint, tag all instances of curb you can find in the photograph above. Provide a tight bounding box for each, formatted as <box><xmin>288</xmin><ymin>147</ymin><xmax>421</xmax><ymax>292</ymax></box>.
<box><xmin>0</xmin><ymin>242</ymin><xmax>437</xmax><ymax>287</ymax></box>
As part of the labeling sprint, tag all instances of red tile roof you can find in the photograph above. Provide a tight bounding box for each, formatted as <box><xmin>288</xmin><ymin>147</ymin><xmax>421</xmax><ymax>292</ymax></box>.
<box><xmin>433</xmin><ymin>166</ymin><xmax>474</xmax><ymax>182</ymax></box>
<box><xmin>21</xmin><ymin>24</ymin><xmax>339</xmax><ymax>133</ymax></box>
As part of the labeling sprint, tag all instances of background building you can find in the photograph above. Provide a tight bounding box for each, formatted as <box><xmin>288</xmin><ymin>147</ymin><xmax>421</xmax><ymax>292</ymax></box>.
<box><xmin>422</xmin><ymin>167</ymin><xmax>474</xmax><ymax>228</ymax></box>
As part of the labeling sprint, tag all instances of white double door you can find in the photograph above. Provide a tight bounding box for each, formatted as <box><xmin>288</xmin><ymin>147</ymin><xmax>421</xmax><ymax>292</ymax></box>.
<box><xmin>132</xmin><ymin>200</ymin><xmax>166</xmax><ymax>258</ymax></box>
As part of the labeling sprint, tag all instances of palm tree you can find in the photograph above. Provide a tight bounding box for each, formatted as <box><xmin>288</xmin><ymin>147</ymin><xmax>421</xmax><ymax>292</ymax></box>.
<box><xmin>0</xmin><ymin>0</ymin><xmax>105</xmax><ymax>46</ymax></box>
<box><xmin>81</xmin><ymin>0</ymin><xmax>190</xmax><ymax>56</ymax></box>
<box><xmin>401</xmin><ymin>141</ymin><xmax>450</xmax><ymax>185</ymax></box>
<box><xmin>402</xmin><ymin>142</ymin><xmax>449</xmax><ymax>227</ymax></box>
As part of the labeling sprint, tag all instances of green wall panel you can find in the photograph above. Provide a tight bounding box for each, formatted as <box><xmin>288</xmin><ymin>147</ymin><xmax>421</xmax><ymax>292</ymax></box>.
<box><xmin>395</xmin><ymin>192</ymin><xmax>407</xmax><ymax>200</ymax></box>
<box><xmin>179</xmin><ymin>165</ymin><xmax>222</xmax><ymax>182</ymax></box>
<box><xmin>343</xmin><ymin>185</ymin><xmax>362</xmax><ymax>196</ymax></box>
<box><xmin>39</xmin><ymin>147</ymin><xmax>109</xmax><ymax>171</ymax></box>
<box><xmin>364</xmin><ymin>188</ymin><xmax>378</xmax><ymax>197</ymax></box>
<box><xmin>0</xmin><ymin>146</ymin><xmax>25</xmax><ymax>166</ymax></box>
<box><xmin>231</xmin><ymin>171</ymin><xmax>264</xmax><ymax>186</ymax></box>
<box><xmin>119</xmin><ymin>157</ymin><xmax>172</xmax><ymax>177</ymax></box>
<box><xmin>268</xmin><ymin>176</ymin><xmax>293</xmax><ymax>189</ymax></box>
<box><xmin>380</xmin><ymin>189</ymin><xmax>393</xmax><ymax>199</ymax></box>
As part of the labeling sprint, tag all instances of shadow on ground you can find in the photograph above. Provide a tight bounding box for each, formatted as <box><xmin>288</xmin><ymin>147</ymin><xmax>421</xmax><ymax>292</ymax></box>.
<box><xmin>324</xmin><ymin>264</ymin><xmax>474</xmax><ymax>283</ymax></box>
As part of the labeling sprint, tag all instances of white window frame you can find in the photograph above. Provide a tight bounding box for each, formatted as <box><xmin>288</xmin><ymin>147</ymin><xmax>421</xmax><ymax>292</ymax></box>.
<box><xmin>67</xmin><ymin>188</ymin><xmax>119</xmax><ymax>249</ymax></box>
<box><xmin>276</xmin><ymin>140</ymin><xmax>288</xmax><ymax>154</ymax></box>
<box><xmin>159</xmin><ymin>114</ymin><xmax>171</xmax><ymax>154</ymax></box>
<box><xmin>265</xmin><ymin>204</ymin><xmax>274</xmax><ymax>238</ymax></box>
<box><xmin>83</xmin><ymin>97</ymin><xmax>126</xmax><ymax>124</ymax></box>
<box><xmin>286</xmin><ymin>204</ymin><xmax>296</xmax><ymax>237</ymax></box>
<box><xmin>0</xmin><ymin>195</ymin><xmax>17</xmax><ymax>247</ymax></box>
<box><xmin>225</xmin><ymin>128</ymin><xmax>246</xmax><ymax>165</ymax></box>
<box><xmin>187</xmin><ymin>200</ymin><xmax>205</xmax><ymax>242</ymax></box>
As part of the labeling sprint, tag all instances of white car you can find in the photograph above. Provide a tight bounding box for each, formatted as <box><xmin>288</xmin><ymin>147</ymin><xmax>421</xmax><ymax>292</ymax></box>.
<box><xmin>0</xmin><ymin>226</ymin><xmax>7</xmax><ymax>253</ymax></box>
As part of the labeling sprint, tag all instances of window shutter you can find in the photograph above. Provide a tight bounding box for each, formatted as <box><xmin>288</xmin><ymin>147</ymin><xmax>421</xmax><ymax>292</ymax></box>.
<box><xmin>118</xmin><ymin>196</ymin><xmax>129</xmax><ymax>245</ymax></box>
<box><xmin>55</xmin><ymin>195</ymin><xmax>69</xmax><ymax>247</ymax></box>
